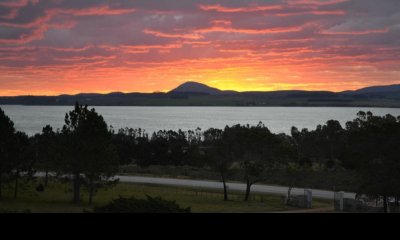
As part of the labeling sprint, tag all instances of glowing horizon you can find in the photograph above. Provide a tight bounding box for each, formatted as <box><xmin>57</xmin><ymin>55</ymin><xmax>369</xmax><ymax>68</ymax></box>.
<box><xmin>0</xmin><ymin>0</ymin><xmax>399</xmax><ymax>96</ymax></box>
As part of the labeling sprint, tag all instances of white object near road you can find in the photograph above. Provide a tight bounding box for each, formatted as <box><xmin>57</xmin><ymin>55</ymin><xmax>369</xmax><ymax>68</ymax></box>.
<box><xmin>334</xmin><ymin>191</ymin><xmax>344</xmax><ymax>211</ymax></box>
<box><xmin>305</xmin><ymin>189</ymin><xmax>312</xmax><ymax>208</ymax></box>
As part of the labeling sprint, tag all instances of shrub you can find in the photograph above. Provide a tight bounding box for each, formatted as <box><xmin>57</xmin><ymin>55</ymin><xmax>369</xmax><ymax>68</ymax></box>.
<box><xmin>92</xmin><ymin>195</ymin><xmax>191</xmax><ymax>213</ymax></box>
<box><xmin>0</xmin><ymin>209</ymin><xmax>31</xmax><ymax>213</ymax></box>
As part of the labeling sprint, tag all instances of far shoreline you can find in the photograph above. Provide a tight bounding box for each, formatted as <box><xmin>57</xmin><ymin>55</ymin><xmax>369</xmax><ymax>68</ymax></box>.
<box><xmin>1</xmin><ymin>104</ymin><xmax>400</xmax><ymax>109</ymax></box>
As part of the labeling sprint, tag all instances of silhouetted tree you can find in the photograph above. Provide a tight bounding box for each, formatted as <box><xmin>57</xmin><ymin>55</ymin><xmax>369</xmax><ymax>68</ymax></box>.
<box><xmin>139</xmin><ymin>129</ymin><xmax>191</xmax><ymax>166</ymax></box>
<box><xmin>11</xmin><ymin>131</ymin><xmax>32</xmax><ymax>198</ymax></box>
<box><xmin>113</xmin><ymin>128</ymin><xmax>139</xmax><ymax>165</ymax></box>
<box><xmin>291</xmin><ymin>119</ymin><xmax>345</xmax><ymax>170</ymax></box>
<box><xmin>0</xmin><ymin>108</ymin><xmax>16</xmax><ymax>200</ymax></box>
<box><xmin>35</xmin><ymin>125</ymin><xmax>58</xmax><ymax>186</ymax></box>
<box><xmin>60</xmin><ymin>103</ymin><xmax>119</xmax><ymax>204</ymax></box>
<box><xmin>320</xmin><ymin>120</ymin><xmax>346</xmax><ymax>169</ymax></box>
<box><xmin>223</xmin><ymin>123</ymin><xmax>294</xmax><ymax>201</ymax></box>
<box><xmin>186</xmin><ymin>128</ymin><xmax>205</xmax><ymax>167</ymax></box>
<box><xmin>342</xmin><ymin>111</ymin><xmax>400</xmax><ymax>212</ymax></box>
<box><xmin>203</xmin><ymin>128</ymin><xmax>231</xmax><ymax>201</ymax></box>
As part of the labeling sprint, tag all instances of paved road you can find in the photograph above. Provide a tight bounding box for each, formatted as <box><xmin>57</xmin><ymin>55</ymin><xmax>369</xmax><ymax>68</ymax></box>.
<box><xmin>35</xmin><ymin>172</ymin><xmax>355</xmax><ymax>200</ymax></box>
<box><xmin>116</xmin><ymin>175</ymin><xmax>356</xmax><ymax>200</ymax></box>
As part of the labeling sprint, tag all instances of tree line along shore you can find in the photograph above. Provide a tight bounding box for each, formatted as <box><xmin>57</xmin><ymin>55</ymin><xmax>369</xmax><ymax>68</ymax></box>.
<box><xmin>1</xmin><ymin>103</ymin><xmax>400</xmax><ymax>212</ymax></box>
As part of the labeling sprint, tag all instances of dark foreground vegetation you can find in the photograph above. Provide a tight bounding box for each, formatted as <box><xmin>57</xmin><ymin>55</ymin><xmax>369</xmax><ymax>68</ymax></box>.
<box><xmin>1</xmin><ymin>103</ymin><xmax>400</xmax><ymax>212</ymax></box>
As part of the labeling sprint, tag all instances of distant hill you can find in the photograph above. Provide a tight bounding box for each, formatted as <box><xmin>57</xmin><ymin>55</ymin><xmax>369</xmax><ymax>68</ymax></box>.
<box><xmin>342</xmin><ymin>84</ymin><xmax>400</xmax><ymax>99</ymax></box>
<box><xmin>1</xmin><ymin>81</ymin><xmax>400</xmax><ymax>107</ymax></box>
<box><xmin>169</xmin><ymin>81</ymin><xmax>222</xmax><ymax>95</ymax></box>
<box><xmin>345</xmin><ymin>84</ymin><xmax>400</xmax><ymax>94</ymax></box>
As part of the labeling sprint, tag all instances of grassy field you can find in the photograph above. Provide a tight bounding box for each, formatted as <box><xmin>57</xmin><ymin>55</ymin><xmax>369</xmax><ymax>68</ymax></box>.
<box><xmin>0</xmin><ymin>181</ymin><xmax>332</xmax><ymax>213</ymax></box>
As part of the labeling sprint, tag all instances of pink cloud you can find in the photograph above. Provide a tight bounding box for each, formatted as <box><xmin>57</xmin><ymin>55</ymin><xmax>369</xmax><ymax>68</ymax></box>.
<box><xmin>0</xmin><ymin>0</ymin><xmax>38</xmax><ymax>8</ymax></box>
<box><xmin>275</xmin><ymin>10</ymin><xmax>346</xmax><ymax>16</ymax></box>
<box><xmin>143</xmin><ymin>29</ymin><xmax>203</xmax><ymax>40</ymax></box>
<box><xmin>0</xmin><ymin>8</ymin><xmax>19</xmax><ymax>19</ymax></box>
<box><xmin>285</xmin><ymin>0</ymin><xmax>349</xmax><ymax>6</ymax></box>
<box><xmin>0</xmin><ymin>25</ymin><xmax>48</xmax><ymax>44</ymax></box>
<box><xmin>199</xmin><ymin>4</ymin><xmax>283</xmax><ymax>13</ymax></box>
<box><xmin>0</xmin><ymin>5</ymin><xmax>135</xmax><ymax>28</ymax></box>
<box><xmin>46</xmin><ymin>45</ymin><xmax>94</xmax><ymax>52</ymax></box>
<box><xmin>195</xmin><ymin>25</ymin><xmax>303</xmax><ymax>35</ymax></box>
<box><xmin>143</xmin><ymin>22</ymin><xmax>303</xmax><ymax>41</ymax></box>
<box><xmin>1</xmin><ymin>0</ymin><xmax>399</xmax><ymax>94</ymax></box>
<box><xmin>53</xmin><ymin>5</ymin><xmax>136</xmax><ymax>17</ymax></box>
<box><xmin>321</xmin><ymin>28</ymin><xmax>390</xmax><ymax>35</ymax></box>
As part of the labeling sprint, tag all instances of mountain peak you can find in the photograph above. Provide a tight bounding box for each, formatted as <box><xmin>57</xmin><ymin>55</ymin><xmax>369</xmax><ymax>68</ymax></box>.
<box><xmin>169</xmin><ymin>81</ymin><xmax>222</xmax><ymax>95</ymax></box>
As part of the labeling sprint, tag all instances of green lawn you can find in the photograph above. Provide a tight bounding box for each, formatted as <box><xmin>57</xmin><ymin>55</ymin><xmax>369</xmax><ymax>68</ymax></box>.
<box><xmin>0</xmin><ymin>181</ymin><xmax>332</xmax><ymax>213</ymax></box>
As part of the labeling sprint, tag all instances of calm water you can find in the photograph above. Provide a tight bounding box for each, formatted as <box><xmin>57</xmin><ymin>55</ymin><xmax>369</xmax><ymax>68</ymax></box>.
<box><xmin>1</xmin><ymin>105</ymin><xmax>400</xmax><ymax>136</ymax></box>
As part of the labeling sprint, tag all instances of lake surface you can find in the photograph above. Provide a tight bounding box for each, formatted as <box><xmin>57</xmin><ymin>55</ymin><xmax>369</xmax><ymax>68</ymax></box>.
<box><xmin>1</xmin><ymin>105</ymin><xmax>400</xmax><ymax>136</ymax></box>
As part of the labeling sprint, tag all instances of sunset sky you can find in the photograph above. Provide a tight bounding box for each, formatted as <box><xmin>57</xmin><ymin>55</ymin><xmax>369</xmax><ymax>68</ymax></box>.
<box><xmin>0</xmin><ymin>0</ymin><xmax>399</xmax><ymax>96</ymax></box>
